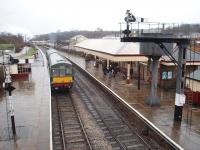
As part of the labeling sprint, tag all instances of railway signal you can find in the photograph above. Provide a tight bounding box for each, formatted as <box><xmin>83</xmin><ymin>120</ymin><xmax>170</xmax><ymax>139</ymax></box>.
<box><xmin>123</xmin><ymin>10</ymin><xmax>147</xmax><ymax>37</ymax></box>
<box><xmin>5</xmin><ymin>83</ymin><xmax>15</xmax><ymax>95</ymax></box>
<box><xmin>3</xmin><ymin>67</ymin><xmax>16</xmax><ymax>135</ymax></box>
<box><xmin>9</xmin><ymin>55</ymin><xmax>19</xmax><ymax>64</ymax></box>
<box><xmin>124</xmin><ymin>10</ymin><xmax>136</xmax><ymax>23</ymax></box>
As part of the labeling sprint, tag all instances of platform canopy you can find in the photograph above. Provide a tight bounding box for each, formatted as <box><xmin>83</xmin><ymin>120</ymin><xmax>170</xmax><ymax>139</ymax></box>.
<box><xmin>74</xmin><ymin>38</ymin><xmax>148</xmax><ymax>62</ymax></box>
<box><xmin>161</xmin><ymin>48</ymin><xmax>200</xmax><ymax>66</ymax></box>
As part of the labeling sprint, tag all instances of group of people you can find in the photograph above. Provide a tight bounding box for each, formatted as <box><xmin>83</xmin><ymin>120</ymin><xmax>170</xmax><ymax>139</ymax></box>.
<box><xmin>93</xmin><ymin>60</ymin><xmax>134</xmax><ymax>79</ymax></box>
<box><xmin>102</xmin><ymin>64</ymin><xmax>119</xmax><ymax>78</ymax></box>
<box><xmin>93</xmin><ymin>59</ymin><xmax>121</xmax><ymax>78</ymax></box>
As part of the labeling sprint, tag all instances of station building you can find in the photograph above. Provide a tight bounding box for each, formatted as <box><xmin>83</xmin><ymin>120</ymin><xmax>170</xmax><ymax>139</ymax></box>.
<box><xmin>64</xmin><ymin>36</ymin><xmax>200</xmax><ymax>90</ymax></box>
<box><xmin>0</xmin><ymin>47</ymin><xmax>35</xmax><ymax>88</ymax></box>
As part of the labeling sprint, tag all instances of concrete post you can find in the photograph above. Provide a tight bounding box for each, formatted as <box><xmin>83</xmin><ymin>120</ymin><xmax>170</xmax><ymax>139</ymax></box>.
<box><xmin>107</xmin><ymin>59</ymin><xmax>109</xmax><ymax>69</ymax></box>
<box><xmin>94</xmin><ymin>56</ymin><xmax>99</xmax><ymax>68</ymax></box>
<box><xmin>93</xmin><ymin>55</ymin><xmax>96</xmax><ymax>67</ymax></box>
<box><xmin>145</xmin><ymin>56</ymin><xmax>160</xmax><ymax>105</ymax></box>
<box><xmin>126</xmin><ymin>62</ymin><xmax>131</xmax><ymax>84</ymax></box>
<box><xmin>174</xmin><ymin>44</ymin><xmax>187</xmax><ymax>121</ymax></box>
<box><xmin>138</xmin><ymin>62</ymin><xmax>140</xmax><ymax>90</ymax></box>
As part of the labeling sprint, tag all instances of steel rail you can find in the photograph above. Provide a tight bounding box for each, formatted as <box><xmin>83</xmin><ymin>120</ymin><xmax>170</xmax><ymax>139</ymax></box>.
<box><xmin>69</xmin><ymin>94</ymin><xmax>93</xmax><ymax>150</ymax></box>
<box><xmin>56</xmin><ymin>96</ymin><xmax>67</xmax><ymax>150</ymax></box>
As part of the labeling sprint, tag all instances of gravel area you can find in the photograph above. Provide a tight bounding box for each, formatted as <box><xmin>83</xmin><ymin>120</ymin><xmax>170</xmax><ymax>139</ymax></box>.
<box><xmin>71</xmin><ymin>88</ymin><xmax>112</xmax><ymax>150</ymax></box>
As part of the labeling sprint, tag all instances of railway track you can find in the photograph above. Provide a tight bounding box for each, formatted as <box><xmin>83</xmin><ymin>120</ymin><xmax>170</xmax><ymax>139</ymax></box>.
<box><xmin>74</xmin><ymin>71</ymin><xmax>152</xmax><ymax>150</ymax></box>
<box><xmin>52</xmin><ymin>93</ymin><xmax>92</xmax><ymax>150</ymax></box>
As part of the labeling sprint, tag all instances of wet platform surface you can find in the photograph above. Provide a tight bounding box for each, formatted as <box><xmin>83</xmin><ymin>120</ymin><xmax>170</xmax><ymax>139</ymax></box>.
<box><xmin>61</xmin><ymin>51</ymin><xmax>200</xmax><ymax>150</ymax></box>
<box><xmin>0</xmin><ymin>49</ymin><xmax>51</xmax><ymax>150</ymax></box>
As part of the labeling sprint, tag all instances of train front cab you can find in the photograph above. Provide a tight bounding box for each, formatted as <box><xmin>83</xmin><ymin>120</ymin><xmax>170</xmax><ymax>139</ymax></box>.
<box><xmin>50</xmin><ymin>64</ymin><xmax>74</xmax><ymax>91</ymax></box>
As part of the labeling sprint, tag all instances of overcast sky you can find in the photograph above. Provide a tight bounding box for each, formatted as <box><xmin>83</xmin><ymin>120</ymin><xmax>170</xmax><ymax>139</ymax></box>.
<box><xmin>0</xmin><ymin>0</ymin><xmax>200</xmax><ymax>37</ymax></box>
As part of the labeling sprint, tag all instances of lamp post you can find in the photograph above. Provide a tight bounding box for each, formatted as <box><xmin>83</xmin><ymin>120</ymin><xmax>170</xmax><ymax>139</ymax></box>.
<box><xmin>3</xmin><ymin>60</ymin><xmax>16</xmax><ymax>135</ymax></box>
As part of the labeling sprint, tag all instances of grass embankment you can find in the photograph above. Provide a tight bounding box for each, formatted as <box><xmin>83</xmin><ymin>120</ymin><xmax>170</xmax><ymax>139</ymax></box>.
<box><xmin>0</xmin><ymin>44</ymin><xmax>15</xmax><ymax>49</ymax></box>
<box><xmin>27</xmin><ymin>47</ymin><xmax>37</xmax><ymax>57</ymax></box>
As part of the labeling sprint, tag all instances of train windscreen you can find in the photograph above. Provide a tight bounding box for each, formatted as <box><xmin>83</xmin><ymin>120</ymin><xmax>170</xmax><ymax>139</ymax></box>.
<box><xmin>52</xmin><ymin>69</ymin><xmax>59</xmax><ymax>77</ymax></box>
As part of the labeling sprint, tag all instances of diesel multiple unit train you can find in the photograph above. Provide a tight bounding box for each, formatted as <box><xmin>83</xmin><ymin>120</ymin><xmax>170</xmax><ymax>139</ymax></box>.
<box><xmin>46</xmin><ymin>49</ymin><xmax>74</xmax><ymax>90</ymax></box>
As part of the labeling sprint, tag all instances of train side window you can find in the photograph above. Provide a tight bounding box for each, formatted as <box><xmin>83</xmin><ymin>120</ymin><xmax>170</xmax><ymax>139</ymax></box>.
<box><xmin>60</xmin><ymin>69</ymin><xmax>66</xmax><ymax>76</ymax></box>
<box><xmin>66</xmin><ymin>68</ymin><xmax>72</xmax><ymax>75</ymax></box>
<box><xmin>52</xmin><ymin>69</ymin><xmax>59</xmax><ymax>77</ymax></box>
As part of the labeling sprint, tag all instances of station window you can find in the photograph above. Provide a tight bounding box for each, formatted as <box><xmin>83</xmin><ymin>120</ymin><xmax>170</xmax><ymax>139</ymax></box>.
<box><xmin>18</xmin><ymin>64</ymin><xmax>31</xmax><ymax>74</ymax></box>
<box><xmin>162</xmin><ymin>71</ymin><xmax>173</xmax><ymax>80</ymax></box>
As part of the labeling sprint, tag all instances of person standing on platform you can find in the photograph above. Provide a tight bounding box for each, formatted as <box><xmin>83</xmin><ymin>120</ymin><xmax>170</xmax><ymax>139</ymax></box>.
<box><xmin>108</xmin><ymin>65</ymin><xmax>113</xmax><ymax>78</ymax></box>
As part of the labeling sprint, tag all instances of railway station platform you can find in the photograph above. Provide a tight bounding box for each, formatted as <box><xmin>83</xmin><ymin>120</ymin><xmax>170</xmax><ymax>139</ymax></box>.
<box><xmin>61</xmin><ymin>51</ymin><xmax>200</xmax><ymax>150</ymax></box>
<box><xmin>0</xmin><ymin>49</ymin><xmax>51</xmax><ymax>150</ymax></box>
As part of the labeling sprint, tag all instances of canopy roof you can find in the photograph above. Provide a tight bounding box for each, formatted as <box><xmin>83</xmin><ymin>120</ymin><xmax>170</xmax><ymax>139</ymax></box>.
<box><xmin>74</xmin><ymin>38</ymin><xmax>148</xmax><ymax>62</ymax></box>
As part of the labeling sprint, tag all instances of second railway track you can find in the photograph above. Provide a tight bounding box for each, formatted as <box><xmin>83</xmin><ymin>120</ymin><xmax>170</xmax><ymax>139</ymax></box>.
<box><xmin>74</xmin><ymin>71</ymin><xmax>152</xmax><ymax>150</ymax></box>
